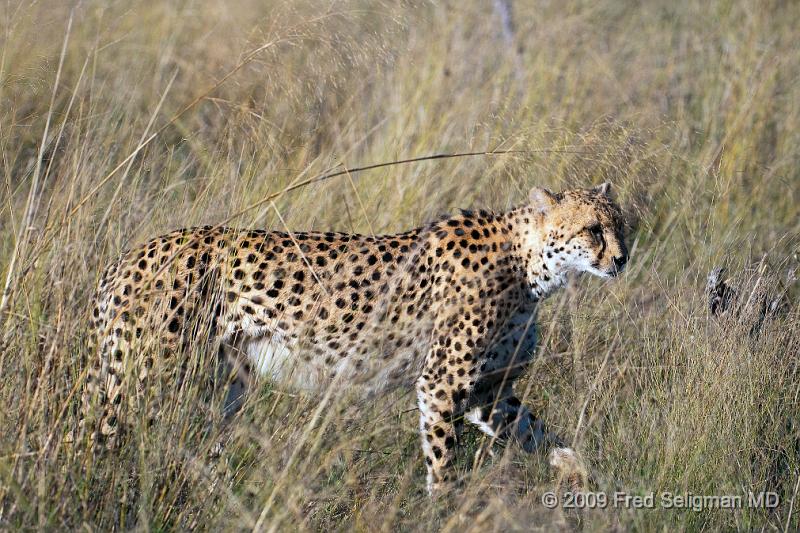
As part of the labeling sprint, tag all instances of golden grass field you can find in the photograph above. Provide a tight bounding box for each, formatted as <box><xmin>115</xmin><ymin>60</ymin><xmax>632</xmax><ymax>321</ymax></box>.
<box><xmin>1</xmin><ymin>0</ymin><xmax>798</xmax><ymax>530</ymax></box>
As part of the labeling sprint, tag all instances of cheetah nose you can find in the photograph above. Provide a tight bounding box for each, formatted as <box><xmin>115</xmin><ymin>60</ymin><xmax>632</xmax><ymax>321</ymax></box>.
<box><xmin>612</xmin><ymin>255</ymin><xmax>627</xmax><ymax>274</ymax></box>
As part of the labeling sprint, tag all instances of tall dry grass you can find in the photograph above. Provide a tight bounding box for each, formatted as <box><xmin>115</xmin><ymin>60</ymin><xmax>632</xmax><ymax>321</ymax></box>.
<box><xmin>0</xmin><ymin>0</ymin><xmax>798</xmax><ymax>530</ymax></box>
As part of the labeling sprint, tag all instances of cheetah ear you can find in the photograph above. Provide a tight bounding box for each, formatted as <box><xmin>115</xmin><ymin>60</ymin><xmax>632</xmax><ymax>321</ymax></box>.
<box><xmin>593</xmin><ymin>182</ymin><xmax>612</xmax><ymax>196</ymax></box>
<box><xmin>528</xmin><ymin>187</ymin><xmax>559</xmax><ymax>213</ymax></box>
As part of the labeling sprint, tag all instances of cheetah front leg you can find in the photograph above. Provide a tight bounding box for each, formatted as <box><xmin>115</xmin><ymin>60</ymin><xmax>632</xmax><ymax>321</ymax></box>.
<box><xmin>416</xmin><ymin>378</ymin><xmax>459</xmax><ymax>496</ymax></box>
<box><xmin>416</xmin><ymin>341</ymin><xmax>474</xmax><ymax>495</ymax></box>
<box><xmin>466</xmin><ymin>387</ymin><xmax>586</xmax><ymax>492</ymax></box>
<box><xmin>466</xmin><ymin>386</ymin><xmax>564</xmax><ymax>452</ymax></box>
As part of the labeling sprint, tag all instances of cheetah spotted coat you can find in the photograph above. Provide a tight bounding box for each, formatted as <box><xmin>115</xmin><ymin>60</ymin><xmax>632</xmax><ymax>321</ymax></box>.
<box><xmin>81</xmin><ymin>184</ymin><xmax>628</xmax><ymax>493</ymax></box>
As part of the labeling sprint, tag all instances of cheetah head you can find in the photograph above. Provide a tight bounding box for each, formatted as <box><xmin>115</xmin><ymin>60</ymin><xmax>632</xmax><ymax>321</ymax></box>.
<box><xmin>527</xmin><ymin>183</ymin><xmax>628</xmax><ymax>281</ymax></box>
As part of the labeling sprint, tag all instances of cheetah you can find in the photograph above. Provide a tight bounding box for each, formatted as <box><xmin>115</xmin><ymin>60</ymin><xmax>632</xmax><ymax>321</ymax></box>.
<box><xmin>81</xmin><ymin>183</ymin><xmax>628</xmax><ymax>494</ymax></box>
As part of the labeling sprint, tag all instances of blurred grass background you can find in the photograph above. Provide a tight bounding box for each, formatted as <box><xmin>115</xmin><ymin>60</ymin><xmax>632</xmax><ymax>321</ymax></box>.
<box><xmin>0</xmin><ymin>0</ymin><xmax>798</xmax><ymax>530</ymax></box>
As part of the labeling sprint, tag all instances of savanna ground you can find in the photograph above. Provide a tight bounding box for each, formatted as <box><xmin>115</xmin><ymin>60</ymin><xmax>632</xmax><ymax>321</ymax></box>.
<box><xmin>1</xmin><ymin>0</ymin><xmax>799</xmax><ymax>530</ymax></box>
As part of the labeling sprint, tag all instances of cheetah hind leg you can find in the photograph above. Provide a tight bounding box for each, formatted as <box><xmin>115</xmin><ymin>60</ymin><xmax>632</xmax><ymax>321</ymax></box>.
<box><xmin>77</xmin><ymin>354</ymin><xmax>127</xmax><ymax>451</ymax></box>
<box><xmin>221</xmin><ymin>358</ymin><xmax>249</xmax><ymax>421</ymax></box>
<box><xmin>208</xmin><ymin>365</ymin><xmax>248</xmax><ymax>460</ymax></box>
<box><xmin>206</xmin><ymin>344</ymin><xmax>250</xmax><ymax>495</ymax></box>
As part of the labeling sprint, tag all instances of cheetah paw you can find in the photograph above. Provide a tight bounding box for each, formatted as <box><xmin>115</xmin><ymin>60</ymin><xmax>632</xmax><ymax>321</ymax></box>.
<box><xmin>548</xmin><ymin>447</ymin><xmax>587</xmax><ymax>494</ymax></box>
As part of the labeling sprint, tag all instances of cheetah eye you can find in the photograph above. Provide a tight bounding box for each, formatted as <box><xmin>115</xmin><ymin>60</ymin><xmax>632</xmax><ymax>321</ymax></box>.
<box><xmin>587</xmin><ymin>224</ymin><xmax>604</xmax><ymax>242</ymax></box>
